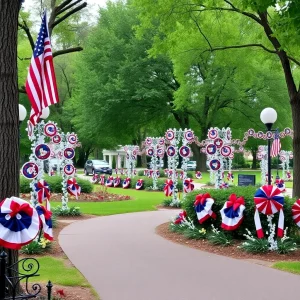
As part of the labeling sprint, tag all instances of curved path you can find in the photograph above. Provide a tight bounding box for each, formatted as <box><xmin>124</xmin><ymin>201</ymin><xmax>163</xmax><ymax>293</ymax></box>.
<box><xmin>59</xmin><ymin>211</ymin><xmax>299</xmax><ymax>300</ymax></box>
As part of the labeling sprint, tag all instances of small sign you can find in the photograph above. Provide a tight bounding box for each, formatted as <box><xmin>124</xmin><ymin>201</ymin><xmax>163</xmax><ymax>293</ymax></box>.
<box><xmin>238</xmin><ymin>174</ymin><xmax>256</xmax><ymax>186</ymax></box>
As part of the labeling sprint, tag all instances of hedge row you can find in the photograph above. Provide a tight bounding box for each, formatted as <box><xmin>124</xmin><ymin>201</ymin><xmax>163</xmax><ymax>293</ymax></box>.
<box><xmin>182</xmin><ymin>186</ymin><xmax>297</xmax><ymax>238</ymax></box>
<box><xmin>20</xmin><ymin>176</ymin><xmax>93</xmax><ymax>193</ymax></box>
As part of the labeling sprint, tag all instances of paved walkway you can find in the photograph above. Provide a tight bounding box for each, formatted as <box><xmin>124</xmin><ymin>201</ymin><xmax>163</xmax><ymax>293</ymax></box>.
<box><xmin>59</xmin><ymin>210</ymin><xmax>299</xmax><ymax>300</ymax></box>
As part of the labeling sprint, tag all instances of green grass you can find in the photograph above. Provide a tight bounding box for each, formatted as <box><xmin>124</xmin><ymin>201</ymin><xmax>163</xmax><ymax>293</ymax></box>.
<box><xmin>23</xmin><ymin>256</ymin><xmax>90</xmax><ymax>286</ymax></box>
<box><xmin>52</xmin><ymin>187</ymin><xmax>165</xmax><ymax>216</ymax></box>
<box><xmin>273</xmin><ymin>261</ymin><xmax>300</xmax><ymax>274</ymax></box>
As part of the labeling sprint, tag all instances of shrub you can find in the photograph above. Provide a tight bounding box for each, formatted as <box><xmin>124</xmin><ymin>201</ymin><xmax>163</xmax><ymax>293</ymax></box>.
<box><xmin>186</xmin><ymin>171</ymin><xmax>194</xmax><ymax>179</ymax></box>
<box><xmin>207</xmin><ymin>225</ymin><xmax>232</xmax><ymax>246</ymax></box>
<box><xmin>20</xmin><ymin>238</ymin><xmax>52</xmax><ymax>255</ymax></box>
<box><xmin>240</xmin><ymin>237</ymin><xmax>269</xmax><ymax>253</ymax></box>
<box><xmin>183</xmin><ymin>227</ymin><xmax>206</xmax><ymax>240</ymax></box>
<box><xmin>20</xmin><ymin>177</ymin><xmax>32</xmax><ymax>193</ymax></box>
<box><xmin>182</xmin><ymin>186</ymin><xmax>298</xmax><ymax>239</ymax></box>
<box><xmin>277</xmin><ymin>238</ymin><xmax>297</xmax><ymax>254</ymax></box>
<box><xmin>53</xmin><ymin>205</ymin><xmax>82</xmax><ymax>216</ymax></box>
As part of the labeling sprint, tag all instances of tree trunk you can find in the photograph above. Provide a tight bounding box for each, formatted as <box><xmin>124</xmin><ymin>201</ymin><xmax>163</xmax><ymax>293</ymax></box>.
<box><xmin>0</xmin><ymin>0</ymin><xmax>21</xmax><ymax>294</ymax></box>
<box><xmin>291</xmin><ymin>97</ymin><xmax>300</xmax><ymax>197</ymax></box>
<box><xmin>251</xmin><ymin>149</ymin><xmax>257</xmax><ymax>169</ymax></box>
<box><xmin>190</xmin><ymin>143</ymin><xmax>206</xmax><ymax>171</ymax></box>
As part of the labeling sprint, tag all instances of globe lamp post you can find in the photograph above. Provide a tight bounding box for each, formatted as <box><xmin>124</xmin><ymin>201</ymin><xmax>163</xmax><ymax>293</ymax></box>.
<box><xmin>260</xmin><ymin>107</ymin><xmax>277</xmax><ymax>185</ymax></box>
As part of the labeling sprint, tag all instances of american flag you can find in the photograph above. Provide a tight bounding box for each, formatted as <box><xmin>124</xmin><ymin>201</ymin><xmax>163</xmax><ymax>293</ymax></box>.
<box><xmin>271</xmin><ymin>129</ymin><xmax>281</xmax><ymax>157</ymax></box>
<box><xmin>25</xmin><ymin>12</ymin><xmax>59</xmax><ymax>126</ymax></box>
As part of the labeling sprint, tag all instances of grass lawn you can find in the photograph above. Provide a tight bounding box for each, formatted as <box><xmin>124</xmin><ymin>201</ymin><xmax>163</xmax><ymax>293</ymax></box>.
<box><xmin>53</xmin><ymin>187</ymin><xmax>165</xmax><ymax>216</ymax></box>
<box><xmin>273</xmin><ymin>261</ymin><xmax>300</xmax><ymax>274</ymax></box>
<box><xmin>24</xmin><ymin>256</ymin><xmax>90</xmax><ymax>287</ymax></box>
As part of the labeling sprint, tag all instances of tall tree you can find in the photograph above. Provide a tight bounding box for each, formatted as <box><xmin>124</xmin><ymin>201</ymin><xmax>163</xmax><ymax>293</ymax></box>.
<box><xmin>133</xmin><ymin>0</ymin><xmax>299</xmax><ymax>194</ymax></box>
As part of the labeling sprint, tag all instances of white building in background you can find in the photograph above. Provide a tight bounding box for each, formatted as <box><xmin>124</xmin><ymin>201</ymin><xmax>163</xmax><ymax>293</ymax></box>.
<box><xmin>102</xmin><ymin>146</ymin><xmax>126</xmax><ymax>168</ymax></box>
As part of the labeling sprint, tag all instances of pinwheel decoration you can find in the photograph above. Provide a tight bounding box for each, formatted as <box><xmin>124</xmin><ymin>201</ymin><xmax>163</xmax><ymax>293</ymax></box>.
<box><xmin>220</xmin><ymin>194</ymin><xmax>245</xmax><ymax>230</ymax></box>
<box><xmin>0</xmin><ymin>197</ymin><xmax>40</xmax><ymax>249</ymax></box>
<box><xmin>183</xmin><ymin>178</ymin><xmax>194</xmax><ymax>193</ymax></box>
<box><xmin>174</xmin><ymin>211</ymin><xmax>187</xmax><ymax>224</ymax></box>
<box><xmin>292</xmin><ymin>199</ymin><xmax>300</xmax><ymax>227</ymax></box>
<box><xmin>227</xmin><ymin>172</ymin><xmax>234</xmax><ymax>182</ymax></box>
<box><xmin>136</xmin><ymin>179</ymin><xmax>144</xmax><ymax>190</ymax></box>
<box><xmin>195</xmin><ymin>171</ymin><xmax>202</xmax><ymax>179</ymax></box>
<box><xmin>194</xmin><ymin>193</ymin><xmax>216</xmax><ymax>224</ymax></box>
<box><xmin>254</xmin><ymin>185</ymin><xmax>284</xmax><ymax>238</ymax></box>
<box><xmin>275</xmin><ymin>178</ymin><xmax>285</xmax><ymax>192</ymax></box>
<box><xmin>67</xmin><ymin>178</ymin><xmax>81</xmax><ymax>199</ymax></box>
<box><xmin>164</xmin><ymin>179</ymin><xmax>174</xmax><ymax>197</ymax></box>
<box><xmin>34</xmin><ymin>179</ymin><xmax>50</xmax><ymax>204</ymax></box>
<box><xmin>36</xmin><ymin>201</ymin><xmax>53</xmax><ymax>241</ymax></box>
<box><xmin>122</xmin><ymin>178</ymin><xmax>131</xmax><ymax>189</ymax></box>
<box><xmin>100</xmin><ymin>175</ymin><xmax>106</xmax><ymax>186</ymax></box>
<box><xmin>91</xmin><ymin>174</ymin><xmax>99</xmax><ymax>184</ymax></box>
<box><xmin>105</xmin><ymin>176</ymin><xmax>114</xmax><ymax>187</ymax></box>
<box><xmin>113</xmin><ymin>176</ymin><xmax>121</xmax><ymax>187</ymax></box>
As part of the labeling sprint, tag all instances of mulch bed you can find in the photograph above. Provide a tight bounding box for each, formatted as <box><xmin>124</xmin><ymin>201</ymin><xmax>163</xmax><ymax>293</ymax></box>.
<box><xmin>156</xmin><ymin>222</ymin><xmax>300</xmax><ymax>264</ymax></box>
<box><xmin>20</xmin><ymin>192</ymin><xmax>131</xmax><ymax>202</ymax></box>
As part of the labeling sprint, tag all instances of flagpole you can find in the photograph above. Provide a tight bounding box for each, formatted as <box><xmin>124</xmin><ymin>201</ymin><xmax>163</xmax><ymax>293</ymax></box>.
<box><xmin>276</xmin><ymin>128</ymin><xmax>280</xmax><ymax>180</ymax></box>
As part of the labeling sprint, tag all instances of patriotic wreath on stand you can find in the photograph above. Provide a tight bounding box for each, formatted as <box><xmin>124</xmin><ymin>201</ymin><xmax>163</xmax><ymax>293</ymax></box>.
<box><xmin>164</xmin><ymin>179</ymin><xmax>174</xmax><ymax>197</ymax></box>
<box><xmin>67</xmin><ymin>178</ymin><xmax>81</xmax><ymax>200</ymax></box>
<box><xmin>275</xmin><ymin>178</ymin><xmax>286</xmax><ymax>193</ymax></box>
<box><xmin>113</xmin><ymin>176</ymin><xmax>121</xmax><ymax>187</ymax></box>
<box><xmin>195</xmin><ymin>171</ymin><xmax>202</xmax><ymax>179</ymax></box>
<box><xmin>105</xmin><ymin>176</ymin><xmax>114</xmax><ymax>187</ymax></box>
<box><xmin>183</xmin><ymin>178</ymin><xmax>194</xmax><ymax>193</ymax></box>
<box><xmin>122</xmin><ymin>178</ymin><xmax>131</xmax><ymax>189</ymax></box>
<box><xmin>136</xmin><ymin>179</ymin><xmax>144</xmax><ymax>190</ymax></box>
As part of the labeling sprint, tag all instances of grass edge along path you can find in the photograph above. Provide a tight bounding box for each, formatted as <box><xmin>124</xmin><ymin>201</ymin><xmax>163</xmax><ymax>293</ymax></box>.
<box><xmin>53</xmin><ymin>187</ymin><xmax>166</xmax><ymax>216</ymax></box>
<box><xmin>273</xmin><ymin>261</ymin><xmax>300</xmax><ymax>274</ymax></box>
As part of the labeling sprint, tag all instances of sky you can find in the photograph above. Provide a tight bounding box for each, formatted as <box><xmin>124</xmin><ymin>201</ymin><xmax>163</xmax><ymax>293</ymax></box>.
<box><xmin>22</xmin><ymin>0</ymin><xmax>109</xmax><ymax>24</ymax></box>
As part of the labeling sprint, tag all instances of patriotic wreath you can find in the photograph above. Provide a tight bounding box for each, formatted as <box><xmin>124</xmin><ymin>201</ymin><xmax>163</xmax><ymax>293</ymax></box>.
<box><xmin>194</xmin><ymin>193</ymin><xmax>216</xmax><ymax>224</ymax></box>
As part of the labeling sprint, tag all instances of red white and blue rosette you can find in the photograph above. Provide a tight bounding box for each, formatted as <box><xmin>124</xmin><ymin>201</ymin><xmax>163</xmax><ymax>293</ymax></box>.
<box><xmin>146</xmin><ymin>147</ymin><xmax>154</xmax><ymax>156</ymax></box>
<box><xmin>52</xmin><ymin>134</ymin><xmax>61</xmax><ymax>144</ymax></box>
<box><xmin>44</xmin><ymin>123</ymin><xmax>57</xmax><ymax>137</ymax></box>
<box><xmin>194</xmin><ymin>193</ymin><xmax>216</xmax><ymax>224</ymax></box>
<box><xmin>68</xmin><ymin>133</ymin><xmax>77</xmax><ymax>145</ymax></box>
<box><xmin>135</xmin><ymin>179</ymin><xmax>144</xmax><ymax>190</ymax></box>
<box><xmin>174</xmin><ymin>211</ymin><xmax>187</xmax><ymax>224</ymax></box>
<box><xmin>208</xmin><ymin>129</ymin><xmax>218</xmax><ymax>140</ymax></box>
<box><xmin>254</xmin><ymin>185</ymin><xmax>284</xmax><ymax>238</ymax></box>
<box><xmin>195</xmin><ymin>171</ymin><xmax>202</xmax><ymax>179</ymax></box>
<box><xmin>179</xmin><ymin>146</ymin><xmax>191</xmax><ymax>158</ymax></box>
<box><xmin>166</xmin><ymin>146</ymin><xmax>176</xmax><ymax>157</ymax></box>
<box><xmin>113</xmin><ymin>176</ymin><xmax>121</xmax><ymax>187</ymax></box>
<box><xmin>220</xmin><ymin>146</ymin><xmax>232</xmax><ymax>157</ymax></box>
<box><xmin>64</xmin><ymin>148</ymin><xmax>75</xmax><ymax>160</ymax></box>
<box><xmin>122</xmin><ymin>178</ymin><xmax>131</xmax><ymax>189</ymax></box>
<box><xmin>220</xmin><ymin>194</ymin><xmax>245</xmax><ymax>230</ymax></box>
<box><xmin>292</xmin><ymin>199</ymin><xmax>300</xmax><ymax>227</ymax></box>
<box><xmin>209</xmin><ymin>159</ymin><xmax>221</xmax><ymax>171</ymax></box>
<box><xmin>158</xmin><ymin>138</ymin><xmax>165</xmax><ymax>145</ymax></box>
<box><xmin>184</xmin><ymin>130</ymin><xmax>194</xmax><ymax>143</ymax></box>
<box><xmin>214</xmin><ymin>138</ymin><xmax>223</xmax><ymax>148</ymax></box>
<box><xmin>36</xmin><ymin>201</ymin><xmax>53</xmax><ymax>241</ymax></box>
<box><xmin>206</xmin><ymin>144</ymin><xmax>217</xmax><ymax>155</ymax></box>
<box><xmin>157</xmin><ymin>147</ymin><xmax>164</xmax><ymax>158</ymax></box>
<box><xmin>179</xmin><ymin>171</ymin><xmax>184</xmax><ymax>180</ymax></box>
<box><xmin>22</xmin><ymin>162</ymin><xmax>39</xmax><ymax>179</ymax></box>
<box><xmin>164</xmin><ymin>179</ymin><xmax>174</xmax><ymax>197</ymax></box>
<box><xmin>67</xmin><ymin>178</ymin><xmax>81</xmax><ymax>199</ymax></box>
<box><xmin>64</xmin><ymin>164</ymin><xmax>75</xmax><ymax>176</ymax></box>
<box><xmin>183</xmin><ymin>178</ymin><xmax>194</xmax><ymax>193</ymax></box>
<box><xmin>100</xmin><ymin>175</ymin><xmax>106</xmax><ymax>186</ymax></box>
<box><xmin>248</xmin><ymin>128</ymin><xmax>255</xmax><ymax>136</ymax></box>
<box><xmin>165</xmin><ymin>129</ymin><xmax>175</xmax><ymax>141</ymax></box>
<box><xmin>0</xmin><ymin>197</ymin><xmax>40</xmax><ymax>249</ymax></box>
<box><xmin>105</xmin><ymin>176</ymin><xmax>114</xmax><ymax>187</ymax></box>
<box><xmin>34</xmin><ymin>179</ymin><xmax>51</xmax><ymax>204</ymax></box>
<box><xmin>219</xmin><ymin>182</ymin><xmax>229</xmax><ymax>189</ymax></box>
<box><xmin>35</xmin><ymin>144</ymin><xmax>51</xmax><ymax>160</ymax></box>
<box><xmin>145</xmin><ymin>137</ymin><xmax>152</xmax><ymax>145</ymax></box>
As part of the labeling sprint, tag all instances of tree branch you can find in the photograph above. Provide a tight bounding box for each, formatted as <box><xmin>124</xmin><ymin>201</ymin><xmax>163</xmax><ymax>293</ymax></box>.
<box><xmin>52</xmin><ymin>2</ymin><xmax>87</xmax><ymax>29</ymax></box>
<box><xmin>18</xmin><ymin>21</ymin><xmax>35</xmax><ymax>50</ymax></box>
<box><xmin>57</xmin><ymin>0</ymin><xmax>83</xmax><ymax>15</ymax></box>
<box><xmin>56</xmin><ymin>0</ymin><xmax>73</xmax><ymax>12</ymax></box>
<box><xmin>53</xmin><ymin>46</ymin><xmax>83</xmax><ymax>57</ymax></box>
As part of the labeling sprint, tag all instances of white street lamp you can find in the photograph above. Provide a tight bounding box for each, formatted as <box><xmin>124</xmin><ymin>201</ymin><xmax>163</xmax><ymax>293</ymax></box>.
<box><xmin>260</xmin><ymin>107</ymin><xmax>277</xmax><ymax>185</ymax></box>
<box><xmin>18</xmin><ymin>104</ymin><xmax>27</xmax><ymax>124</ymax></box>
<box><xmin>40</xmin><ymin>107</ymin><xmax>50</xmax><ymax>119</ymax></box>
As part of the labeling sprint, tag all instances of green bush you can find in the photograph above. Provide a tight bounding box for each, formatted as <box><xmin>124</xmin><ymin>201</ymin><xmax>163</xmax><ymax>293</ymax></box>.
<box><xmin>20</xmin><ymin>176</ymin><xmax>93</xmax><ymax>193</ymax></box>
<box><xmin>182</xmin><ymin>186</ymin><xmax>298</xmax><ymax>239</ymax></box>
<box><xmin>20</xmin><ymin>238</ymin><xmax>52</xmax><ymax>255</ymax></box>
<box><xmin>53</xmin><ymin>205</ymin><xmax>82</xmax><ymax>216</ymax></box>
<box><xmin>239</xmin><ymin>237</ymin><xmax>269</xmax><ymax>253</ymax></box>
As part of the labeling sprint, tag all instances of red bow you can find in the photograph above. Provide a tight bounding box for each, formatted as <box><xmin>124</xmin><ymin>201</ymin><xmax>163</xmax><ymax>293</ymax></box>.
<box><xmin>194</xmin><ymin>193</ymin><xmax>211</xmax><ymax>206</ymax></box>
<box><xmin>226</xmin><ymin>194</ymin><xmax>245</xmax><ymax>211</ymax></box>
<box><xmin>39</xmin><ymin>205</ymin><xmax>52</xmax><ymax>220</ymax></box>
<box><xmin>9</xmin><ymin>201</ymin><xmax>33</xmax><ymax>218</ymax></box>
